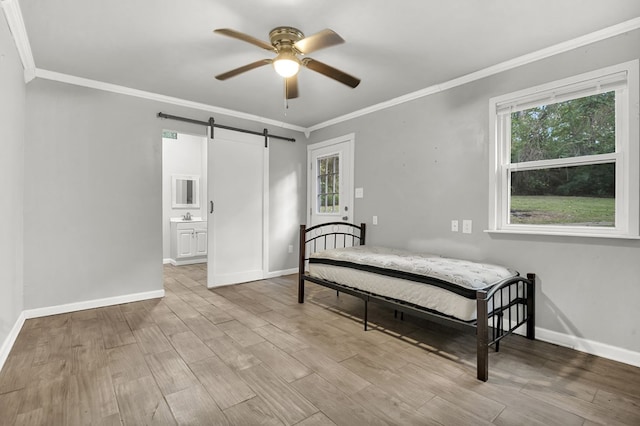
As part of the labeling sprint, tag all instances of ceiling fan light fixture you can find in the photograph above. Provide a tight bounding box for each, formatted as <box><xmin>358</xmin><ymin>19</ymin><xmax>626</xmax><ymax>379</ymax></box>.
<box><xmin>273</xmin><ymin>52</ymin><xmax>300</xmax><ymax>78</ymax></box>
<box><xmin>213</xmin><ymin>26</ymin><xmax>361</xmax><ymax>97</ymax></box>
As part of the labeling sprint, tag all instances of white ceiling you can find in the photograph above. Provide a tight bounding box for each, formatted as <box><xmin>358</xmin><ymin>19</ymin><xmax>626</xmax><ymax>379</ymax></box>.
<box><xmin>15</xmin><ymin>0</ymin><xmax>640</xmax><ymax>129</ymax></box>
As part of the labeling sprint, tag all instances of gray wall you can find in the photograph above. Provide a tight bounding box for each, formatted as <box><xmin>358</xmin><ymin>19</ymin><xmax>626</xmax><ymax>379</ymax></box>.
<box><xmin>24</xmin><ymin>79</ymin><xmax>306</xmax><ymax>310</ymax></box>
<box><xmin>0</xmin><ymin>14</ymin><xmax>25</xmax><ymax>350</ymax></box>
<box><xmin>307</xmin><ymin>30</ymin><xmax>640</xmax><ymax>353</ymax></box>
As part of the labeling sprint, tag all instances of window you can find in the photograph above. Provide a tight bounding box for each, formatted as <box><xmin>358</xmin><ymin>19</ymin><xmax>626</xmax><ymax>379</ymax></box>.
<box><xmin>489</xmin><ymin>61</ymin><xmax>639</xmax><ymax>238</ymax></box>
<box><xmin>317</xmin><ymin>154</ymin><xmax>340</xmax><ymax>213</ymax></box>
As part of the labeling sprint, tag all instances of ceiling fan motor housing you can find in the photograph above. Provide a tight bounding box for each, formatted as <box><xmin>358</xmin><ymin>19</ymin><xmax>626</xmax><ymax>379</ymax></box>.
<box><xmin>269</xmin><ymin>26</ymin><xmax>305</xmax><ymax>52</ymax></box>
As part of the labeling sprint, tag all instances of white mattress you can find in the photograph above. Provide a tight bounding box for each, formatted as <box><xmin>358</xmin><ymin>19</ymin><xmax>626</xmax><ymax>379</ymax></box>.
<box><xmin>308</xmin><ymin>246</ymin><xmax>519</xmax><ymax>321</ymax></box>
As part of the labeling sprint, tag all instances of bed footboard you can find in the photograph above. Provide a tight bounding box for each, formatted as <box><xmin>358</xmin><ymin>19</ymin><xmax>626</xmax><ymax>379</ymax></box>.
<box><xmin>476</xmin><ymin>273</ymin><xmax>536</xmax><ymax>381</ymax></box>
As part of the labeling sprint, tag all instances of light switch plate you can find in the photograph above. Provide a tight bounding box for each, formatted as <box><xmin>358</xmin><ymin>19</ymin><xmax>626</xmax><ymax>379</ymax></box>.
<box><xmin>355</xmin><ymin>187</ymin><xmax>364</xmax><ymax>198</ymax></box>
<box><xmin>373</xmin><ymin>215</ymin><xmax>378</xmax><ymax>225</ymax></box>
<box><xmin>451</xmin><ymin>220</ymin><xmax>459</xmax><ymax>232</ymax></box>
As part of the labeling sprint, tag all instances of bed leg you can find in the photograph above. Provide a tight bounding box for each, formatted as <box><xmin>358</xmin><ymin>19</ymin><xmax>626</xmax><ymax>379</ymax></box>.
<box><xmin>495</xmin><ymin>313</ymin><xmax>503</xmax><ymax>352</ymax></box>
<box><xmin>363</xmin><ymin>299</ymin><xmax>368</xmax><ymax>331</ymax></box>
<box><xmin>477</xmin><ymin>290</ymin><xmax>489</xmax><ymax>382</ymax></box>
<box><xmin>298</xmin><ymin>276</ymin><xmax>305</xmax><ymax>304</ymax></box>
<box><xmin>526</xmin><ymin>273</ymin><xmax>536</xmax><ymax>340</ymax></box>
<box><xmin>336</xmin><ymin>290</ymin><xmax>340</xmax><ymax>298</ymax></box>
<box><xmin>393</xmin><ymin>310</ymin><xmax>404</xmax><ymax>321</ymax></box>
<box><xmin>298</xmin><ymin>224</ymin><xmax>306</xmax><ymax>304</ymax></box>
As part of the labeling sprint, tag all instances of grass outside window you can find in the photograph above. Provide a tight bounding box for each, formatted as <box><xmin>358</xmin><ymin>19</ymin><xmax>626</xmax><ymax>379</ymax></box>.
<box><xmin>510</xmin><ymin>195</ymin><xmax>614</xmax><ymax>226</ymax></box>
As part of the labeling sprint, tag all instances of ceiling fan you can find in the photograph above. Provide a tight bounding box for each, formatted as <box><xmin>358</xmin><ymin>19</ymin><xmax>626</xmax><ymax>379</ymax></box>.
<box><xmin>213</xmin><ymin>26</ymin><xmax>361</xmax><ymax>99</ymax></box>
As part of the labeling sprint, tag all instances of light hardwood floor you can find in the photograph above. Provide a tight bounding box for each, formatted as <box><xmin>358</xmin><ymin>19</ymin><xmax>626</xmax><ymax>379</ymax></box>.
<box><xmin>1</xmin><ymin>263</ymin><xmax>640</xmax><ymax>425</ymax></box>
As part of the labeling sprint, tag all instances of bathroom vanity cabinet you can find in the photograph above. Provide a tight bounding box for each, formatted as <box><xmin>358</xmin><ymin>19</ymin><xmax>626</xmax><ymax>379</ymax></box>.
<box><xmin>170</xmin><ymin>219</ymin><xmax>207</xmax><ymax>265</ymax></box>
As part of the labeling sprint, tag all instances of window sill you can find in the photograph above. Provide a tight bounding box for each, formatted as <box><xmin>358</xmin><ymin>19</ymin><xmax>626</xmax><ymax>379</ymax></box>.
<box><xmin>485</xmin><ymin>229</ymin><xmax>640</xmax><ymax>240</ymax></box>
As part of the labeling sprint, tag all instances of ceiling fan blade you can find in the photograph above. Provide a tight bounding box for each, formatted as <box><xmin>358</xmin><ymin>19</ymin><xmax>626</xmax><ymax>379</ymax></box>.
<box><xmin>294</xmin><ymin>29</ymin><xmax>344</xmax><ymax>54</ymax></box>
<box><xmin>302</xmin><ymin>58</ymin><xmax>360</xmax><ymax>88</ymax></box>
<box><xmin>285</xmin><ymin>75</ymin><xmax>299</xmax><ymax>99</ymax></box>
<box><xmin>214</xmin><ymin>28</ymin><xmax>275</xmax><ymax>52</ymax></box>
<box><xmin>215</xmin><ymin>59</ymin><xmax>272</xmax><ymax>80</ymax></box>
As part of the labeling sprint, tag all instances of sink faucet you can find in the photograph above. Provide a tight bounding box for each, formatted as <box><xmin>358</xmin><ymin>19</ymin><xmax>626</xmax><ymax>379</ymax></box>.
<box><xmin>183</xmin><ymin>212</ymin><xmax>192</xmax><ymax>220</ymax></box>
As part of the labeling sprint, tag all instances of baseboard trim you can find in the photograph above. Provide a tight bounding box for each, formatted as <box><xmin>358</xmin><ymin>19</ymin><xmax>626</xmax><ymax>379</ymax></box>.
<box><xmin>502</xmin><ymin>318</ymin><xmax>640</xmax><ymax>368</ymax></box>
<box><xmin>167</xmin><ymin>258</ymin><xmax>206</xmax><ymax>267</ymax></box>
<box><xmin>0</xmin><ymin>311</ymin><xmax>26</xmax><ymax>373</ymax></box>
<box><xmin>264</xmin><ymin>268</ymin><xmax>297</xmax><ymax>279</ymax></box>
<box><xmin>23</xmin><ymin>289</ymin><xmax>165</xmax><ymax>319</ymax></box>
<box><xmin>205</xmin><ymin>268</ymin><xmax>297</xmax><ymax>288</ymax></box>
<box><xmin>535</xmin><ymin>327</ymin><xmax>640</xmax><ymax>369</ymax></box>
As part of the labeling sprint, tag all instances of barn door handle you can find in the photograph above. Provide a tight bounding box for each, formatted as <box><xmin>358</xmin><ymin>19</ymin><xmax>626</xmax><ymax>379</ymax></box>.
<box><xmin>210</xmin><ymin>201</ymin><xmax>214</xmax><ymax>214</ymax></box>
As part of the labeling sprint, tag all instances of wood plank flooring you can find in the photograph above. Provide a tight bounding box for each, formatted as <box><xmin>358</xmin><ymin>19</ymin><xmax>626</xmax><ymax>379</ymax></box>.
<box><xmin>1</xmin><ymin>263</ymin><xmax>640</xmax><ymax>425</ymax></box>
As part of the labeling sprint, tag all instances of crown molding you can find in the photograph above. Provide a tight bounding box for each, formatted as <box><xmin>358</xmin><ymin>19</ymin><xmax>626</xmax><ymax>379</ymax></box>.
<box><xmin>4</xmin><ymin>0</ymin><xmax>639</xmax><ymax>134</ymax></box>
<box><xmin>1</xmin><ymin>0</ymin><xmax>36</xmax><ymax>82</ymax></box>
<box><xmin>34</xmin><ymin>69</ymin><xmax>307</xmax><ymax>133</ymax></box>
<box><xmin>308</xmin><ymin>16</ymin><xmax>640</xmax><ymax>133</ymax></box>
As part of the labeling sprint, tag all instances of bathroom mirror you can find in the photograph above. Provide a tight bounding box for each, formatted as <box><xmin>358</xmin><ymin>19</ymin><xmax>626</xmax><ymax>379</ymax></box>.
<box><xmin>172</xmin><ymin>175</ymin><xmax>200</xmax><ymax>208</ymax></box>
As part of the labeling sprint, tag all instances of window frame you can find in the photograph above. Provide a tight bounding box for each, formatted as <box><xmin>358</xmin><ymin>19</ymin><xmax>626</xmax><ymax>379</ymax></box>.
<box><xmin>488</xmin><ymin>60</ymin><xmax>639</xmax><ymax>239</ymax></box>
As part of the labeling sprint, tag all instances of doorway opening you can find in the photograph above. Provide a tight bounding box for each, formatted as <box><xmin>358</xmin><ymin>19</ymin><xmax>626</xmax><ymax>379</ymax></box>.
<box><xmin>162</xmin><ymin>130</ymin><xmax>208</xmax><ymax>268</ymax></box>
<box><xmin>161</xmin><ymin>128</ymin><xmax>268</xmax><ymax>289</ymax></box>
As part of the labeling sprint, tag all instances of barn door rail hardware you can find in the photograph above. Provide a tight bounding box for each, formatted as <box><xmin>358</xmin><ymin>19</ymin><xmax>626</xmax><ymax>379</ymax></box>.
<box><xmin>157</xmin><ymin>112</ymin><xmax>295</xmax><ymax>147</ymax></box>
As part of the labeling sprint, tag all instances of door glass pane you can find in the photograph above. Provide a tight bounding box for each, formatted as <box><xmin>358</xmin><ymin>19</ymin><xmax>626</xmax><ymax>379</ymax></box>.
<box><xmin>317</xmin><ymin>154</ymin><xmax>340</xmax><ymax>214</ymax></box>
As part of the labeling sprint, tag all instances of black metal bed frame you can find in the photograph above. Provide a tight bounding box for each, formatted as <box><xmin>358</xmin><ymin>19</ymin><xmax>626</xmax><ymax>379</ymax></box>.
<box><xmin>298</xmin><ymin>222</ymin><xmax>536</xmax><ymax>381</ymax></box>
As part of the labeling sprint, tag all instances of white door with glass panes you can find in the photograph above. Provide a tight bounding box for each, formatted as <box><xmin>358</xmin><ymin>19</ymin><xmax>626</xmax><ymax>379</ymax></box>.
<box><xmin>307</xmin><ymin>134</ymin><xmax>354</xmax><ymax>228</ymax></box>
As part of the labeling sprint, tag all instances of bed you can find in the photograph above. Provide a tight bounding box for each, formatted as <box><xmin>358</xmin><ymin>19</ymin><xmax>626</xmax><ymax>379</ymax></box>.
<box><xmin>298</xmin><ymin>222</ymin><xmax>536</xmax><ymax>381</ymax></box>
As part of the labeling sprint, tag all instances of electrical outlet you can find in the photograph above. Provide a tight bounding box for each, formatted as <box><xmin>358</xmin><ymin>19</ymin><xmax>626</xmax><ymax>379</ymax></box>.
<box><xmin>288</xmin><ymin>245</ymin><xmax>293</xmax><ymax>253</ymax></box>
<box><xmin>462</xmin><ymin>220</ymin><xmax>472</xmax><ymax>234</ymax></box>
<box><xmin>451</xmin><ymin>220</ymin><xmax>459</xmax><ymax>232</ymax></box>
<box><xmin>355</xmin><ymin>187</ymin><xmax>364</xmax><ymax>198</ymax></box>
<box><xmin>372</xmin><ymin>216</ymin><xmax>378</xmax><ymax>225</ymax></box>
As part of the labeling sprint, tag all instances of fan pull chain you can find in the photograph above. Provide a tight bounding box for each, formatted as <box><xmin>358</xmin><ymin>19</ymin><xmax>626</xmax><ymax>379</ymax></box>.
<box><xmin>284</xmin><ymin>82</ymin><xmax>289</xmax><ymax>113</ymax></box>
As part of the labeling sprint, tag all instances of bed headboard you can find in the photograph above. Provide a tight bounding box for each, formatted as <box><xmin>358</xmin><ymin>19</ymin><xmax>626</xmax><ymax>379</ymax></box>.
<box><xmin>298</xmin><ymin>222</ymin><xmax>366</xmax><ymax>273</ymax></box>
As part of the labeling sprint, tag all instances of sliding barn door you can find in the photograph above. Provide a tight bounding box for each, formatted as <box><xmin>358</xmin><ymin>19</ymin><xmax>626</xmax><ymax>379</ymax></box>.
<box><xmin>207</xmin><ymin>128</ymin><xmax>267</xmax><ymax>288</ymax></box>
